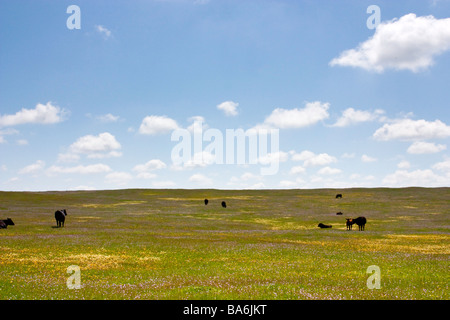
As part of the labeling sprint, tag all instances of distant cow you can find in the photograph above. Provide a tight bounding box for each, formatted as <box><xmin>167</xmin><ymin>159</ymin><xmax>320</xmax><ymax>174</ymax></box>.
<box><xmin>318</xmin><ymin>223</ymin><xmax>332</xmax><ymax>229</ymax></box>
<box><xmin>346</xmin><ymin>217</ymin><xmax>367</xmax><ymax>231</ymax></box>
<box><xmin>55</xmin><ymin>209</ymin><xmax>67</xmax><ymax>227</ymax></box>
<box><xmin>336</xmin><ymin>194</ymin><xmax>343</xmax><ymax>199</ymax></box>
<box><xmin>221</xmin><ymin>201</ymin><xmax>227</xmax><ymax>208</ymax></box>
<box><xmin>0</xmin><ymin>218</ymin><xmax>14</xmax><ymax>229</ymax></box>
<box><xmin>336</xmin><ymin>212</ymin><xmax>343</xmax><ymax>215</ymax></box>
<box><xmin>204</xmin><ymin>199</ymin><xmax>209</xmax><ymax>205</ymax></box>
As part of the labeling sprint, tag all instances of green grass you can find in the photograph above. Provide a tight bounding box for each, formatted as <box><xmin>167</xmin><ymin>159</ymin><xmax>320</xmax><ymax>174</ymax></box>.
<box><xmin>0</xmin><ymin>188</ymin><xmax>448</xmax><ymax>300</ymax></box>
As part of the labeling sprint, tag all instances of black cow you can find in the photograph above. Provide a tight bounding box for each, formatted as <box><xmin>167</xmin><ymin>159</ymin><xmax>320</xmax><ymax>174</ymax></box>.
<box><xmin>0</xmin><ymin>218</ymin><xmax>14</xmax><ymax>229</ymax></box>
<box><xmin>204</xmin><ymin>199</ymin><xmax>209</xmax><ymax>205</ymax></box>
<box><xmin>55</xmin><ymin>209</ymin><xmax>67</xmax><ymax>227</ymax></box>
<box><xmin>346</xmin><ymin>217</ymin><xmax>367</xmax><ymax>231</ymax></box>
<box><xmin>336</xmin><ymin>212</ymin><xmax>343</xmax><ymax>215</ymax></box>
<box><xmin>318</xmin><ymin>223</ymin><xmax>332</xmax><ymax>229</ymax></box>
<box><xmin>221</xmin><ymin>201</ymin><xmax>227</xmax><ymax>208</ymax></box>
<box><xmin>336</xmin><ymin>194</ymin><xmax>343</xmax><ymax>199</ymax></box>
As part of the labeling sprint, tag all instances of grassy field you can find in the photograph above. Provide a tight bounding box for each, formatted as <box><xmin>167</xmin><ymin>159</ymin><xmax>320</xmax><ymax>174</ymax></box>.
<box><xmin>0</xmin><ymin>188</ymin><xmax>448</xmax><ymax>300</ymax></box>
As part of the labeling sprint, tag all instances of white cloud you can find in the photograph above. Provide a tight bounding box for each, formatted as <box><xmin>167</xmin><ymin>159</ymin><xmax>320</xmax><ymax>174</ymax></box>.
<box><xmin>229</xmin><ymin>172</ymin><xmax>263</xmax><ymax>183</ymax></box>
<box><xmin>95</xmin><ymin>25</ymin><xmax>112</xmax><ymax>39</ymax></box>
<box><xmin>433</xmin><ymin>159</ymin><xmax>450</xmax><ymax>173</ymax></box>
<box><xmin>18</xmin><ymin>160</ymin><xmax>45</xmax><ymax>175</ymax></box>
<box><xmin>382</xmin><ymin>169</ymin><xmax>449</xmax><ymax>187</ymax></box>
<box><xmin>330</xmin><ymin>14</ymin><xmax>450</xmax><ymax>72</ymax></box>
<box><xmin>133</xmin><ymin>159</ymin><xmax>167</xmax><ymax>173</ymax></box>
<box><xmin>189</xmin><ymin>173</ymin><xmax>213</xmax><ymax>185</ymax></box>
<box><xmin>373</xmin><ymin>119</ymin><xmax>450</xmax><ymax>141</ymax></box>
<box><xmin>258</xmin><ymin>151</ymin><xmax>289</xmax><ymax>165</ymax></box>
<box><xmin>333</xmin><ymin>108</ymin><xmax>384</xmax><ymax>127</ymax></box>
<box><xmin>407</xmin><ymin>141</ymin><xmax>447</xmax><ymax>154</ymax></box>
<box><xmin>187</xmin><ymin>116</ymin><xmax>208</xmax><ymax>133</ymax></box>
<box><xmin>184</xmin><ymin>151</ymin><xmax>216</xmax><ymax>168</ymax></box>
<box><xmin>57</xmin><ymin>153</ymin><xmax>81</xmax><ymax>163</ymax></box>
<box><xmin>139</xmin><ymin>115</ymin><xmax>179</xmax><ymax>135</ymax></box>
<box><xmin>318</xmin><ymin>166</ymin><xmax>342</xmax><ymax>175</ymax></box>
<box><xmin>291</xmin><ymin>150</ymin><xmax>337</xmax><ymax>167</ymax></box>
<box><xmin>97</xmin><ymin>113</ymin><xmax>120</xmax><ymax>123</ymax></box>
<box><xmin>133</xmin><ymin>159</ymin><xmax>166</xmax><ymax>179</ymax></box>
<box><xmin>217</xmin><ymin>101</ymin><xmax>239</xmax><ymax>116</ymax></box>
<box><xmin>0</xmin><ymin>102</ymin><xmax>67</xmax><ymax>127</ymax></box>
<box><xmin>47</xmin><ymin>164</ymin><xmax>112</xmax><ymax>175</ymax></box>
<box><xmin>341</xmin><ymin>153</ymin><xmax>356</xmax><ymax>159</ymax></box>
<box><xmin>289</xmin><ymin>165</ymin><xmax>306</xmax><ymax>174</ymax></box>
<box><xmin>261</xmin><ymin>101</ymin><xmax>329</xmax><ymax>129</ymax></box>
<box><xmin>361</xmin><ymin>154</ymin><xmax>378</xmax><ymax>162</ymax></box>
<box><xmin>397</xmin><ymin>160</ymin><xmax>411</xmax><ymax>169</ymax></box>
<box><xmin>105</xmin><ymin>171</ymin><xmax>133</xmax><ymax>186</ymax></box>
<box><xmin>67</xmin><ymin>132</ymin><xmax>122</xmax><ymax>159</ymax></box>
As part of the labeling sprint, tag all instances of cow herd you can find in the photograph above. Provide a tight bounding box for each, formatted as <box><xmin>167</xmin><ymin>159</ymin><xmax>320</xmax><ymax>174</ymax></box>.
<box><xmin>1</xmin><ymin>193</ymin><xmax>367</xmax><ymax>231</ymax></box>
<box><xmin>317</xmin><ymin>193</ymin><xmax>367</xmax><ymax>231</ymax></box>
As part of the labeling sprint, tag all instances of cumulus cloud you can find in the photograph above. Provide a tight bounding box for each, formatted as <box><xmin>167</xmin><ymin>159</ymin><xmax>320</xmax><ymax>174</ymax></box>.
<box><xmin>382</xmin><ymin>169</ymin><xmax>449</xmax><ymax>187</ymax></box>
<box><xmin>133</xmin><ymin>159</ymin><xmax>167</xmax><ymax>172</ymax></box>
<box><xmin>407</xmin><ymin>141</ymin><xmax>447</xmax><ymax>154</ymax></box>
<box><xmin>261</xmin><ymin>101</ymin><xmax>329</xmax><ymax>129</ymax></box>
<box><xmin>187</xmin><ymin>116</ymin><xmax>208</xmax><ymax>133</ymax></box>
<box><xmin>189</xmin><ymin>173</ymin><xmax>213</xmax><ymax>185</ymax></box>
<box><xmin>97</xmin><ymin>113</ymin><xmax>120</xmax><ymax>123</ymax></box>
<box><xmin>333</xmin><ymin>108</ymin><xmax>385</xmax><ymax>127</ymax></box>
<box><xmin>0</xmin><ymin>102</ymin><xmax>67</xmax><ymax>127</ymax></box>
<box><xmin>47</xmin><ymin>164</ymin><xmax>112</xmax><ymax>175</ymax></box>
<box><xmin>373</xmin><ymin>119</ymin><xmax>450</xmax><ymax>141</ymax></box>
<box><xmin>433</xmin><ymin>159</ymin><xmax>450</xmax><ymax>173</ymax></box>
<box><xmin>183</xmin><ymin>151</ymin><xmax>216</xmax><ymax>169</ymax></box>
<box><xmin>67</xmin><ymin>132</ymin><xmax>122</xmax><ymax>159</ymax></box>
<box><xmin>18</xmin><ymin>160</ymin><xmax>45</xmax><ymax>175</ymax></box>
<box><xmin>397</xmin><ymin>160</ymin><xmax>411</xmax><ymax>169</ymax></box>
<box><xmin>257</xmin><ymin>151</ymin><xmax>289</xmax><ymax>165</ymax></box>
<box><xmin>361</xmin><ymin>154</ymin><xmax>378</xmax><ymax>162</ymax></box>
<box><xmin>95</xmin><ymin>25</ymin><xmax>112</xmax><ymax>39</ymax></box>
<box><xmin>217</xmin><ymin>101</ymin><xmax>239</xmax><ymax>116</ymax></box>
<box><xmin>139</xmin><ymin>115</ymin><xmax>179</xmax><ymax>135</ymax></box>
<box><xmin>289</xmin><ymin>165</ymin><xmax>306</xmax><ymax>175</ymax></box>
<box><xmin>291</xmin><ymin>150</ymin><xmax>337</xmax><ymax>167</ymax></box>
<box><xmin>330</xmin><ymin>14</ymin><xmax>450</xmax><ymax>72</ymax></box>
<box><xmin>133</xmin><ymin>159</ymin><xmax>166</xmax><ymax>179</ymax></box>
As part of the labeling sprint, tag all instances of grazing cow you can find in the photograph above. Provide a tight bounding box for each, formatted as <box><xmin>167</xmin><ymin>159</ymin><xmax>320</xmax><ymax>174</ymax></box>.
<box><xmin>0</xmin><ymin>218</ymin><xmax>15</xmax><ymax>229</ymax></box>
<box><xmin>346</xmin><ymin>218</ymin><xmax>353</xmax><ymax>230</ymax></box>
<box><xmin>318</xmin><ymin>223</ymin><xmax>332</xmax><ymax>229</ymax></box>
<box><xmin>336</xmin><ymin>212</ymin><xmax>343</xmax><ymax>215</ymax></box>
<box><xmin>221</xmin><ymin>201</ymin><xmax>227</xmax><ymax>208</ymax></box>
<box><xmin>204</xmin><ymin>199</ymin><xmax>209</xmax><ymax>205</ymax></box>
<box><xmin>55</xmin><ymin>209</ymin><xmax>67</xmax><ymax>227</ymax></box>
<box><xmin>336</xmin><ymin>194</ymin><xmax>343</xmax><ymax>199</ymax></box>
<box><xmin>346</xmin><ymin>217</ymin><xmax>367</xmax><ymax>231</ymax></box>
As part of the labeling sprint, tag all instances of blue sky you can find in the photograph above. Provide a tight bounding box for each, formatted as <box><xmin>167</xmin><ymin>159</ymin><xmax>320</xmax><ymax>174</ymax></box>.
<box><xmin>1</xmin><ymin>0</ymin><xmax>450</xmax><ymax>191</ymax></box>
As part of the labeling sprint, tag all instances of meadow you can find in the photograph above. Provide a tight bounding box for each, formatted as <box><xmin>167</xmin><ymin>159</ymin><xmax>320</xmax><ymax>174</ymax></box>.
<box><xmin>0</xmin><ymin>188</ymin><xmax>448</xmax><ymax>300</ymax></box>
